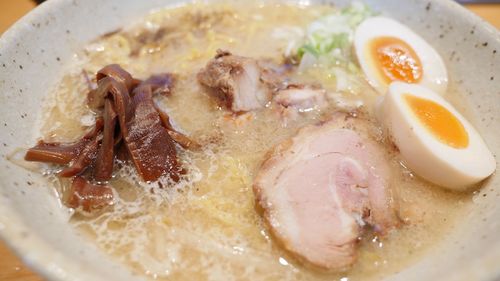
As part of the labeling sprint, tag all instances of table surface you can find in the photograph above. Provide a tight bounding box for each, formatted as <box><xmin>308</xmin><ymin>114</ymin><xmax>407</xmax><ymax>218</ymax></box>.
<box><xmin>0</xmin><ymin>1</ymin><xmax>499</xmax><ymax>280</ymax></box>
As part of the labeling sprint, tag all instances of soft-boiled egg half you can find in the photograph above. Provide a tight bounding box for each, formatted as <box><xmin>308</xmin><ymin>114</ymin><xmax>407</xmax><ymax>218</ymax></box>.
<box><xmin>355</xmin><ymin>17</ymin><xmax>448</xmax><ymax>95</ymax></box>
<box><xmin>379</xmin><ymin>82</ymin><xmax>495</xmax><ymax>190</ymax></box>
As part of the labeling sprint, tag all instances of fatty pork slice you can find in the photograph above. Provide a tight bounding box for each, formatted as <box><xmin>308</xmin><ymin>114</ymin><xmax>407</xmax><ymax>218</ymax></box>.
<box><xmin>197</xmin><ymin>50</ymin><xmax>279</xmax><ymax>112</ymax></box>
<box><xmin>275</xmin><ymin>85</ymin><xmax>328</xmax><ymax>112</ymax></box>
<box><xmin>253</xmin><ymin>116</ymin><xmax>398</xmax><ymax>270</ymax></box>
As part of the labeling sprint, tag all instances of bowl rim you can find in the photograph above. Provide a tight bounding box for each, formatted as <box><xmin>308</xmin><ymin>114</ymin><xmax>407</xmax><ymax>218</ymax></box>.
<box><xmin>0</xmin><ymin>0</ymin><xmax>498</xmax><ymax>280</ymax></box>
<box><xmin>0</xmin><ymin>1</ymin><xmax>131</xmax><ymax>279</ymax></box>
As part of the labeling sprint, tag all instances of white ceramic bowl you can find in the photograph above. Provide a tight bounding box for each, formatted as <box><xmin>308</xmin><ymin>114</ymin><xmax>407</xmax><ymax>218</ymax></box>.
<box><xmin>0</xmin><ymin>0</ymin><xmax>498</xmax><ymax>280</ymax></box>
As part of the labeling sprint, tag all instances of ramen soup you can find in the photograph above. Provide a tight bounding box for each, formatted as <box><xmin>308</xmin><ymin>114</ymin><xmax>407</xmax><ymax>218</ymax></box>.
<box><xmin>21</xmin><ymin>1</ymin><xmax>496</xmax><ymax>281</ymax></box>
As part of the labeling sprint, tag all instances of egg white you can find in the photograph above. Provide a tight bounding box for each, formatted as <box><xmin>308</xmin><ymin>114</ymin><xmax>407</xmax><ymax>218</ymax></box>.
<box><xmin>355</xmin><ymin>17</ymin><xmax>448</xmax><ymax>95</ymax></box>
<box><xmin>379</xmin><ymin>82</ymin><xmax>495</xmax><ymax>190</ymax></box>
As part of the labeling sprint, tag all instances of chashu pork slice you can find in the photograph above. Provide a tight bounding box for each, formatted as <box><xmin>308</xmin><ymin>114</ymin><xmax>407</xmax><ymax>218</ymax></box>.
<box><xmin>197</xmin><ymin>50</ymin><xmax>281</xmax><ymax>112</ymax></box>
<box><xmin>253</xmin><ymin>114</ymin><xmax>398</xmax><ymax>270</ymax></box>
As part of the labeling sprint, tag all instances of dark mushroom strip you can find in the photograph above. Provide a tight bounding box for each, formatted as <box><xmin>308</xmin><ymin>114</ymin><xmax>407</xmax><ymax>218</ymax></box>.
<box><xmin>89</xmin><ymin>64</ymin><xmax>138</xmax><ymax>112</ymax></box>
<box><xmin>115</xmin><ymin>140</ymin><xmax>130</xmax><ymax>162</ymax></box>
<box><xmin>24</xmin><ymin>141</ymin><xmax>87</xmax><ymax>165</ymax></box>
<box><xmin>83</xmin><ymin>117</ymin><xmax>105</xmax><ymax>138</ymax></box>
<box><xmin>87</xmin><ymin>78</ymin><xmax>112</xmax><ymax>109</ymax></box>
<box><xmin>143</xmin><ymin>73</ymin><xmax>200</xmax><ymax>149</ymax></box>
<box><xmin>24</xmin><ymin>118</ymin><xmax>103</xmax><ymax>165</ymax></box>
<box><xmin>59</xmin><ymin>137</ymin><xmax>99</xmax><ymax>178</ymax></box>
<box><xmin>155</xmin><ymin>104</ymin><xmax>201</xmax><ymax>150</ymax></box>
<box><xmin>126</xmin><ymin>83</ymin><xmax>181</xmax><ymax>182</ymax></box>
<box><xmin>88</xmin><ymin>75</ymin><xmax>135</xmax><ymax>114</ymax></box>
<box><xmin>93</xmin><ymin>99</ymin><xmax>117</xmax><ymax>181</ymax></box>
<box><xmin>90</xmin><ymin>76</ymin><xmax>134</xmax><ymax>135</ymax></box>
<box><xmin>167</xmin><ymin>130</ymin><xmax>201</xmax><ymax>150</ymax></box>
<box><xmin>66</xmin><ymin>176</ymin><xmax>114</xmax><ymax>212</ymax></box>
<box><xmin>96</xmin><ymin>64</ymin><xmax>140</xmax><ymax>92</ymax></box>
<box><xmin>143</xmin><ymin>74</ymin><xmax>201</xmax><ymax>149</ymax></box>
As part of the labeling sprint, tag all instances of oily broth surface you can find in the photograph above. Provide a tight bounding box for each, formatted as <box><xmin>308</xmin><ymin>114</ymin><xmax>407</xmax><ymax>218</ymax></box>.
<box><xmin>36</xmin><ymin>3</ymin><xmax>473</xmax><ymax>281</ymax></box>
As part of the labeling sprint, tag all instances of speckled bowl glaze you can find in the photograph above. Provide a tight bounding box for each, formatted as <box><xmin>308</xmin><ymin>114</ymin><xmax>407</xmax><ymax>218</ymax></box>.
<box><xmin>0</xmin><ymin>0</ymin><xmax>498</xmax><ymax>280</ymax></box>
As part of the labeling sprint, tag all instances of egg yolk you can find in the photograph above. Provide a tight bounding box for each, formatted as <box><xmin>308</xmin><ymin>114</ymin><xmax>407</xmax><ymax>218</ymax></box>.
<box><xmin>368</xmin><ymin>37</ymin><xmax>423</xmax><ymax>85</ymax></box>
<box><xmin>404</xmin><ymin>94</ymin><xmax>469</xmax><ymax>149</ymax></box>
